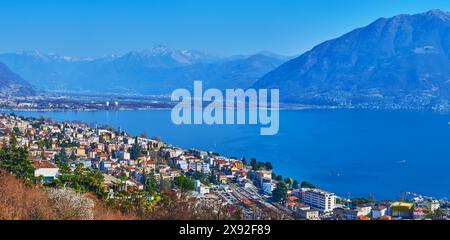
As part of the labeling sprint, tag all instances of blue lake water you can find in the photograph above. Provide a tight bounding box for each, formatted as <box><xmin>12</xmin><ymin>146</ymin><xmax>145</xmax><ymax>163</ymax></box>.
<box><xmin>4</xmin><ymin>109</ymin><xmax>450</xmax><ymax>200</ymax></box>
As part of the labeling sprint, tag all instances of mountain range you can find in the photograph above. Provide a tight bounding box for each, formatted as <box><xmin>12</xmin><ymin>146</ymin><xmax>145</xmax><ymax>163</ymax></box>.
<box><xmin>0</xmin><ymin>45</ymin><xmax>289</xmax><ymax>95</ymax></box>
<box><xmin>254</xmin><ymin>9</ymin><xmax>450</xmax><ymax>107</ymax></box>
<box><xmin>2</xmin><ymin>9</ymin><xmax>450</xmax><ymax>108</ymax></box>
<box><xmin>0</xmin><ymin>62</ymin><xmax>36</xmax><ymax>97</ymax></box>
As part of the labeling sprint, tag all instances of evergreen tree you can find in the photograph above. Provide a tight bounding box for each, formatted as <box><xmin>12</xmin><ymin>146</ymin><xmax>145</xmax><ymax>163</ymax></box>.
<box><xmin>173</xmin><ymin>175</ymin><xmax>195</xmax><ymax>192</ymax></box>
<box><xmin>272</xmin><ymin>182</ymin><xmax>288</xmax><ymax>203</ymax></box>
<box><xmin>0</xmin><ymin>138</ymin><xmax>34</xmax><ymax>182</ymax></box>
<box><xmin>143</xmin><ymin>172</ymin><xmax>158</xmax><ymax>195</ymax></box>
<box><xmin>264</xmin><ymin>162</ymin><xmax>273</xmax><ymax>170</ymax></box>
<box><xmin>69</xmin><ymin>152</ymin><xmax>77</xmax><ymax>161</ymax></box>
<box><xmin>250</xmin><ymin>158</ymin><xmax>257</xmax><ymax>170</ymax></box>
<box><xmin>130</xmin><ymin>139</ymin><xmax>141</xmax><ymax>160</ymax></box>
<box><xmin>275</xmin><ymin>175</ymin><xmax>283</xmax><ymax>181</ymax></box>
<box><xmin>292</xmin><ymin>180</ymin><xmax>299</xmax><ymax>189</ymax></box>
<box><xmin>284</xmin><ymin>177</ymin><xmax>293</xmax><ymax>188</ymax></box>
<box><xmin>301</xmin><ymin>181</ymin><xmax>317</xmax><ymax>189</ymax></box>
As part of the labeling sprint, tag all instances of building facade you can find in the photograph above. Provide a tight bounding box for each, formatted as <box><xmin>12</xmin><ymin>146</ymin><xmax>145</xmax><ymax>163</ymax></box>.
<box><xmin>303</xmin><ymin>188</ymin><xmax>336</xmax><ymax>213</ymax></box>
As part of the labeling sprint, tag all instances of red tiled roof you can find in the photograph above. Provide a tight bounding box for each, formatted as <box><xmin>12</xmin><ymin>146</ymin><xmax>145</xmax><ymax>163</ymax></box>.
<box><xmin>358</xmin><ymin>215</ymin><xmax>370</xmax><ymax>220</ymax></box>
<box><xmin>33</xmin><ymin>160</ymin><xmax>57</xmax><ymax>169</ymax></box>
<box><xmin>287</xmin><ymin>196</ymin><xmax>299</xmax><ymax>201</ymax></box>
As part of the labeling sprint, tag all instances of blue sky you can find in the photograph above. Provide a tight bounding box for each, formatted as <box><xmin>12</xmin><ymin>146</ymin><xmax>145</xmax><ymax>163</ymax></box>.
<box><xmin>1</xmin><ymin>0</ymin><xmax>450</xmax><ymax>57</ymax></box>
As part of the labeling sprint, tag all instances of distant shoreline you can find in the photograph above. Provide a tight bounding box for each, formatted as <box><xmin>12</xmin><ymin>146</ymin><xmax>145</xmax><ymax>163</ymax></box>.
<box><xmin>1</xmin><ymin>105</ymin><xmax>448</xmax><ymax>112</ymax></box>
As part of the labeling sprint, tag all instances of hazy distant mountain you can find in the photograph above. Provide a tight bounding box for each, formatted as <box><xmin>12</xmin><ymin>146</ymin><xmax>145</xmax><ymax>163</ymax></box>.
<box><xmin>0</xmin><ymin>45</ymin><xmax>288</xmax><ymax>94</ymax></box>
<box><xmin>0</xmin><ymin>62</ymin><xmax>36</xmax><ymax>97</ymax></box>
<box><xmin>254</xmin><ymin>10</ymin><xmax>450</xmax><ymax>107</ymax></box>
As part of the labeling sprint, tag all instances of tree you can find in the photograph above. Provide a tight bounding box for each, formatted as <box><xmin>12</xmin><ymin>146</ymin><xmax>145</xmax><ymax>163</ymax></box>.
<box><xmin>43</xmin><ymin>138</ymin><xmax>51</xmax><ymax>150</ymax></box>
<box><xmin>173</xmin><ymin>176</ymin><xmax>195</xmax><ymax>192</ymax></box>
<box><xmin>350</xmin><ymin>198</ymin><xmax>372</xmax><ymax>207</ymax></box>
<box><xmin>143</xmin><ymin>172</ymin><xmax>158</xmax><ymax>195</ymax></box>
<box><xmin>241</xmin><ymin>157</ymin><xmax>247</xmax><ymax>166</ymax></box>
<box><xmin>284</xmin><ymin>178</ymin><xmax>293</xmax><ymax>188</ymax></box>
<box><xmin>130</xmin><ymin>138</ymin><xmax>141</xmax><ymax>160</ymax></box>
<box><xmin>271</xmin><ymin>172</ymin><xmax>277</xmax><ymax>180</ymax></box>
<box><xmin>151</xmin><ymin>136</ymin><xmax>162</xmax><ymax>142</ymax></box>
<box><xmin>256</xmin><ymin>162</ymin><xmax>265</xmax><ymax>170</ymax></box>
<box><xmin>51</xmin><ymin>165</ymin><xmax>106</xmax><ymax>198</ymax></box>
<box><xmin>46</xmin><ymin>188</ymin><xmax>95</xmax><ymax>220</ymax></box>
<box><xmin>69</xmin><ymin>152</ymin><xmax>77</xmax><ymax>161</ymax></box>
<box><xmin>56</xmin><ymin>148</ymin><xmax>69</xmax><ymax>168</ymax></box>
<box><xmin>301</xmin><ymin>181</ymin><xmax>317</xmax><ymax>189</ymax></box>
<box><xmin>275</xmin><ymin>175</ymin><xmax>283</xmax><ymax>181</ymax></box>
<box><xmin>264</xmin><ymin>162</ymin><xmax>273</xmax><ymax>170</ymax></box>
<box><xmin>13</xmin><ymin>127</ymin><xmax>21</xmax><ymax>136</ymax></box>
<box><xmin>272</xmin><ymin>182</ymin><xmax>288</xmax><ymax>203</ymax></box>
<box><xmin>0</xmin><ymin>140</ymin><xmax>34</xmax><ymax>182</ymax></box>
<box><xmin>139</xmin><ymin>132</ymin><xmax>148</xmax><ymax>139</ymax></box>
<box><xmin>0</xmin><ymin>170</ymin><xmax>55</xmax><ymax>220</ymax></box>
<box><xmin>292</xmin><ymin>180</ymin><xmax>299</xmax><ymax>189</ymax></box>
<box><xmin>250</xmin><ymin>158</ymin><xmax>257</xmax><ymax>170</ymax></box>
<box><xmin>192</xmin><ymin>171</ymin><xmax>210</xmax><ymax>185</ymax></box>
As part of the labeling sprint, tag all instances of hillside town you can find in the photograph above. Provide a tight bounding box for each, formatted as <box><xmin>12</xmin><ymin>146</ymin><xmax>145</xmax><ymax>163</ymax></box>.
<box><xmin>0</xmin><ymin>112</ymin><xmax>449</xmax><ymax>220</ymax></box>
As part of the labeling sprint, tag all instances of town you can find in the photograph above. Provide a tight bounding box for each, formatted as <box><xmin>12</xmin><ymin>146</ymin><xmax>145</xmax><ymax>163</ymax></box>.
<box><xmin>0</xmin><ymin>112</ymin><xmax>449</xmax><ymax>220</ymax></box>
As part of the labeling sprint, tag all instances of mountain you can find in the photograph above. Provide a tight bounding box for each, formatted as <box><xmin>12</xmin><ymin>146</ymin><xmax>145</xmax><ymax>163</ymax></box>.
<box><xmin>0</xmin><ymin>62</ymin><xmax>36</xmax><ymax>97</ymax></box>
<box><xmin>111</xmin><ymin>45</ymin><xmax>221</xmax><ymax>69</ymax></box>
<box><xmin>0</xmin><ymin>45</ymin><xmax>288</xmax><ymax>94</ymax></box>
<box><xmin>0</xmin><ymin>51</ymin><xmax>89</xmax><ymax>91</ymax></box>
<box><xmin>254</xmin><ymin>10</ymin><xmax>450</xmax><ymax>107</ymax></box>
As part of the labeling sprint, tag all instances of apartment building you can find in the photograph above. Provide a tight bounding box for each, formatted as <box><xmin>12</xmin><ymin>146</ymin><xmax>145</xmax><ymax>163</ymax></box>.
<box><xmin>303</xmin><ymin>188</ymin><xmax>336</xmax><ymax>213</ymax></box>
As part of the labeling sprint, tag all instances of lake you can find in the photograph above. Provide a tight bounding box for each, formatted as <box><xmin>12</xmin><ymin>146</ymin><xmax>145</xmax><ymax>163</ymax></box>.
<box><xmin>4</xmin><ymin>109</ymin><xmax>450</xmax><ymax>200</ymax></box>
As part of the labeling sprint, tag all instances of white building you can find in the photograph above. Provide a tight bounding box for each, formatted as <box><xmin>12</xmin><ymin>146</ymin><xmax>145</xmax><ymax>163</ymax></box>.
<box><xmin>119</xmin><ymin>151</ymin><xmax>130</xmax><ymax>160</ymax></box>
<box><xmin>33</xmin><ymin>160</ymin><xmax>59</xmax><ymax>182</ymax></box>
<box><xmin>162</xmin><ymin>147</ymin><xmax>183</xmax><ymax>158</ymax></box>
<box><xmin>371</xmin><ymin>206</ymin><xmax>387</xmax><ymax>218</ymax></box>
<box><xmin>430</xmin><ymin>200</ymin><xmax>440</xmax><ymax>213</ymax></box>
<box><xmin>194</xmin><ymin>180</ymin><xmax>210</xmax><ymax>195</ymax></box>
<box><xmin>178</xmin><ymin>160</ymin><xmax>189</xmax><ymax>171</ymax></box>
<box><xmin>303</xmin><ymin>188</ymin><xmax>336</xmax><ymax>213</ymax></box>
<box><xmin>201</xmin><ymin>162</ymin><xmax>210</xmax><ymax>174</ymax></box>
<box><xmin>356</xmin><ymin>206</ymin><xmax>372</xmax><ymax>216</ymax></box>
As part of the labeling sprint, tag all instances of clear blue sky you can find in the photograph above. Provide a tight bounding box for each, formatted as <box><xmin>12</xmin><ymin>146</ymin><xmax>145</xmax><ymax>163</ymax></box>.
<box><xmin>1</xmin><ymin>0</ymin><xmax>450</xmax><ymax>57</ymax></box>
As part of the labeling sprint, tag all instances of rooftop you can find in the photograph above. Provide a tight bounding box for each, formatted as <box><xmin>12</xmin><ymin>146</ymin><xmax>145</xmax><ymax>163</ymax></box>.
<box><xmin>32</xmin><ymin>160</ymin><xmax>58</xmax><ymax>169</ymax></box>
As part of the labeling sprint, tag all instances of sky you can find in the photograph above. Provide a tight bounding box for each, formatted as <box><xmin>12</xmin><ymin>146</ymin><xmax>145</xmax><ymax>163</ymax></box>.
<box><xmin>1</xmin><ymin>0</ymin><xmax>450</xmax><ymax>57</ymax></box>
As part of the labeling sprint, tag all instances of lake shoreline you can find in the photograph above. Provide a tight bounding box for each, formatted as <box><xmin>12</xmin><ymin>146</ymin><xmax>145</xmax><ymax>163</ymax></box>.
<box><xmin>2</xmin><ymin>108</ymin><xmax>450</xmax><ymax>200</ymax></box>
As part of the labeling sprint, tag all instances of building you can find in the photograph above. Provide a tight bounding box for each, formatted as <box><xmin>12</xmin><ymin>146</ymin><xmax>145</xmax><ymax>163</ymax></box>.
<box><xmin>119</xmin><ymin>151</ymin><xmax>131</xmax><ymax>160</ymax></box>
<box><xmin>178</xmin><ymin>160</ymin><xmax>189</xmax><ymax>171</ymax></box>
<box><xmin>76</xmin><ymin>147</ymin><xmax>86</xmax><ymax>157</ymax></box>
<box><xmin>298</xmin><ymin>208</ymin><xmax>320</xmax><ymax>220</ymax></box>
<box><xmin>303</xmin><ymin>188</ymin><xmax>336</xmax><ymax>213</ymax></box>
<box><xmin>356</xmin><ymin>205</ymin><xmax>372</xmax><ymax>217</ymax></box>
<box><xmin>389</xmin><ymin>202</ymin><xmax>414</xmax><ymax>219</ymax></box>
<box><xmin>371</xmin><ymin>206</ymin><xmax>388</xmax><ymax>219</ymax></box>
<box><xmin>194</xmin><ymin>180</ymin><xmax>210</xmax><ymax>195</ymax></box>
<box><xmin>334</xmin><ymin>208</ymin><xmax>359</xmax><ymax>220</ymax></box>
<box><xmin>254</xmin><ymin>169</ymin><xmax>272</xmax><ymax>188</ymax></box>
<box><xmin>99</xmin><ymin>160</ymin><xmax>114</xmax><ymax>172</ymax></box>
<box><xmin>33</xmin><ymin>160</ymin><xmax>59</xmax><ymax>182</ymax></box>
<box><xmin>429</xmin><ymin>200</ymin><xmax>440</xmax><ymax>213</ymax></box>
<box><xmin>201</xmin><ymin>162</ymin><xmax>210</xmax><ymax>174</ymax></box>
<box><xmin>217</xmin><ymin>173</ymin><xmax>228</xmax><ymax>184</ymax></box>
<box><xmin>262</xmin><ymin>181</ymin><xmax>273</xmax><ymax>194</ymax></box>
<box><xmin>189</xmin><ymin>149</ymin><xmax>208</xmax><ymax>159</ymax></box>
